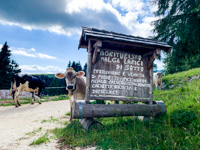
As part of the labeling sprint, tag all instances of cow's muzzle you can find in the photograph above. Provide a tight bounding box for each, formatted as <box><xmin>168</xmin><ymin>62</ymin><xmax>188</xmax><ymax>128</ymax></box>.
<box><xmin>67</xmin><ymin>85</ymin><xmax>73</xmax><ymax>90</ymax></box>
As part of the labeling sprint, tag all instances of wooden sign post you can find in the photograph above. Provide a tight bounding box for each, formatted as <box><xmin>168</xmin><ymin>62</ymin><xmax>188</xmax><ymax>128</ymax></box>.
<box><xmin>73</xmin><ymin>27</ymin><xmax>171</xmax><ymax>129</ymax></box>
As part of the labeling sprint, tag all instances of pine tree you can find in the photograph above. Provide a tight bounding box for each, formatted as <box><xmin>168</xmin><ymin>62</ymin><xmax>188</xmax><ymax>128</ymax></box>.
<box><xmin>67</xmin><ymin>60</ymin><xmax>85</xmax><ymax>73</ymax></box>
<box><xmin>0</xmin><ymin>42</ymin><xmax>21</xmax><ymax>89</ymax></box>
<box><xmin>71</xmin><ymin>61</ymin><xmax>77</xmax><ymax>71</ymax></box>
<box><xmin>75</xmin><ymin>61</ymin><xmax>82</xmax><ymax>72</ymax></box>
<box><xmin>67</xmin><ymin>61</ymin><xmax>71</xmax><ymax>68</ymax></box>
<box><xmin>153</xmin><ymin>0</ymin><xmax>200</xmax><ymax>74</ymax></box>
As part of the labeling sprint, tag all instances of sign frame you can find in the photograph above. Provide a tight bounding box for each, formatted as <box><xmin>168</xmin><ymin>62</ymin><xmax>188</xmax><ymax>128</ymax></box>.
<box><xmin>85</xmin><ymin>39</ymin><xmax>156</xmax><ymax>103</ymax></box>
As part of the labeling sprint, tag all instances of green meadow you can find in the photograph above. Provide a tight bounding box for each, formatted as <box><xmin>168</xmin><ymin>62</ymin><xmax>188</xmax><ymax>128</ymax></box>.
<box><xmin>52</xmin><ymin>68</ymin><xmax>200</xmax><ymax>150</ymax></box>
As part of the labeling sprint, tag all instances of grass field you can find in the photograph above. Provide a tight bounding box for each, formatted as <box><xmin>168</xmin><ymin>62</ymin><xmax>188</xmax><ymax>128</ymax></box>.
<box><xmin>52</xmin><ymin>68</ymin><xmax>200</xmax><ymax>149</ymax></box>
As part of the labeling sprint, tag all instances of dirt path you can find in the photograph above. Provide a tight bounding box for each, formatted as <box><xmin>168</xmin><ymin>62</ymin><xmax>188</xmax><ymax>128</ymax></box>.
<box><xmin>0</xmin><ymin>100</ymin><xmax>70</xmax><ymax>150</ymax></box>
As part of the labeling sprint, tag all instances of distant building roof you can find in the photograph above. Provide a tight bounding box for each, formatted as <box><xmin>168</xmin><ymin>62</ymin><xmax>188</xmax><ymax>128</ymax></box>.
<box><xmin>79</xmin><ymin>27</ymin><xmax>171</xmax><ymax>53</ymax></box>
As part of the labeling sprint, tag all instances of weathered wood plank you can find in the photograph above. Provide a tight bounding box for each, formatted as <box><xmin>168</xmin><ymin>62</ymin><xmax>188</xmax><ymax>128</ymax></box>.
<box><xmin>147</xmin><ymin>53</ymin><xmax>157</xmax><ymax>70</ymax></box>
<box><xmin>149</xmin><ymin>63</ymin><xmax>153</xmax><ymax>103</ymax></box>
<box><xmin>93</xmin><ymin>40</ymin><xmax>102</xmax><ymax>48</ymax></box>
<box><xmin>92</xmin><ymin>47</ymin><xmax>99</xmax><ymax>65</ymax></box>
<box><xmin>90</xmin><ymin>96</ymin><xmax>151</xmax><ymax>103</ymax></box>
<box><xmin>89</xmin><ymin>49</ymin><xmax>151</xmax><ymax>100</ymax></box>
<box><xmin>83</xmin><ymin>30</ymin><xmax>171</xmax><ymax>49</ymax></box>
<box><xmin>85</xmin><ymin>40</ymin><xmax>92</xmax><ymax>103</ymax></box>
<box><xmin>72</xmin><ymin>101</ymin><xmax>167</xmax><ymax>119</ymax></box>
<box><xmin>143</xmin><ymin>50</ymin><xmax>156</xmax><ymax>57</ymax></box>
<box><xmin>92</xmin><ymin>40</ymin><xmax>102</xmax><ymax>65</ymax></box>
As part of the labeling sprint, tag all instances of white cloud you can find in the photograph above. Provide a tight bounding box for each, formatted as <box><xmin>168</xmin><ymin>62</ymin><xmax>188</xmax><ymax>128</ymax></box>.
<box><xmin>20</xmin><ymin>65</ymin><xmax>65</xmax><ymax>73</ymax></box>
<box><xmin>29</xmin><ymin>48</ymin><xmax>36</xmax><ymax>51</ymax></box>
<box><xmin>65</xmin><ymin>0</ymin><xmax>105</xmax><ymax>13</ymax></box>
<box><xmin>36</xmin><ymin>53</ymin><xmax>57</xmax><ymax>59</ymax></box>
<box><xmin>0</xmin><ymin>0</ymin><xmax>128</xmax><ymax>36</ymax></box>
<box><xmin>12</xmin><ymin>50</ymin><xmax>36</xmax><ymax>57</ymax></box>
<box><xmin>111</xmin><ymin>0</ymin><xmax>144</xmax><ymax>12</ymax></box>
<box><xmin>0</xmin><ymin>0</ymin><xmax>159</xmax><ymax>38</ymax></box>
<box><xmin>132</xmin><ymin>17</ymin><xmax>158</xmax><ymax>37</ymax></box>
<box><xmin>154</xmin><ymin>59</ymin><xmax>165</xmax><ymax>70</ymax></box>
<box><xmin>109</xmin><ymin>0</ymin><xmax>159</xmax><ymax>37</ymax></box>
<box><xmin>10</xmin><ymin>46</ymin><xmax>57</xmax><ymax>59</ymax></box>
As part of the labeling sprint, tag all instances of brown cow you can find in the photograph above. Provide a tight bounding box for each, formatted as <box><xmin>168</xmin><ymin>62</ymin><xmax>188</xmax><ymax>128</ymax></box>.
<box><xmin>55</xmin><ymin>67</ymin><xmax>86</xmax><ymax>123</ymax></box>
<box><xmin>153</xmin><ymin>72</ymin><xmax>163</xmax><ymax>90</ymax></box>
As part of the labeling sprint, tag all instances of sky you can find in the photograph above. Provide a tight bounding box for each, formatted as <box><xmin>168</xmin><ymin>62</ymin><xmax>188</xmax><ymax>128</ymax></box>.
<box><xmin>0</xmin><ymin>0</ymin><xmax>165</xmax><ymax>74</ymax></box>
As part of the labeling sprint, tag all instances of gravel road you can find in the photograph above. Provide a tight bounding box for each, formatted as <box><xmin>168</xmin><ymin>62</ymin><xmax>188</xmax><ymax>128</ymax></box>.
<box><xmin>0</xmin><ymin>100</ymin><xmax>70</xmax><ymax>150</ymax></box>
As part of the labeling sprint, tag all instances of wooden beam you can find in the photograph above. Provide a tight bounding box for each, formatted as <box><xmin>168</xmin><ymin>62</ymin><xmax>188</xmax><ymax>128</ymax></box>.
<box><xmin>93</xmin><ymin>40</ymin><xmax>102</xmax><ymax>48</ymax></box>
<box><xmin>80</xmin><ymin>45</ymin><xmax>88</xmax><ymax>49</ymax></box>
<box><xmin>92</xmin><ymin>47</ymin><xmax>100</xmax><ymax>65</ymax></box>
<box><xmin>85</xmin><ymin>40</ymin><xmax>92</xmax><ymax>103</ymax></box>
<box><xmin>147</xmin><ymin>53</ymin><xmax>157</xmax><ymax>70</ymax></box>
<box><xmin>92</xmin><ymin>40</ymin><xmax>102</xmax><ymax>65</ymax></box>
<box><xmin>72</xmin><ymin>101</ymin><xmax>167</xmax><ymax>119</ymax></box>
<box><xmin>103</xmin><ymin>39</ymin><xmax>156</xmax><ymax>50</ymax></box>
<box><xmin>90</xmin><ymin>96</ymin><xmax>151</xmax><ymax>103</ymax></box>
<box><xmin>149</xmin><ymin>63</ymin><xmax>153</xmax><ymax>103</ymax></box>
<box><xmin>143</xmin><ymin>50</ymin><xmax>156</xmax><ymax>57</ymax></box>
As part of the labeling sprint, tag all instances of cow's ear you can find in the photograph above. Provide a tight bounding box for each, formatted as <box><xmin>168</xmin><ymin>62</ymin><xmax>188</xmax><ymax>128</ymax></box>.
<box><xmin>76</xmin><ymin>71</ymin><xmax>85</xmax><ymax>78</ymax></box>
<box><xmin>55</xmin><ymin>73</ymin><xmax>65</xmax><ymax>79</ymax></box>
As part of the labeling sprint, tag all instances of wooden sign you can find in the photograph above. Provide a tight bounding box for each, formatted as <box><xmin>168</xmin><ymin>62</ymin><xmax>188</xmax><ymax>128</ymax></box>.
<box><xmin>89</xmin><ymin>49</ymin><xmax>151</xmax><ymax>102</ymax></box>
<box><xmin>79</xmin><ymin>27</ymin><xmax>171</xmax><ymax>103</ymax></box>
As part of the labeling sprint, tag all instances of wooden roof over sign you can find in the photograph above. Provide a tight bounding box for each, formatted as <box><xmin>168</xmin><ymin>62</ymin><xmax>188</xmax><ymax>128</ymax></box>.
<box><xmin>78</xmin><ymin>27</ymin><xmax>171</xmax><ymax>53</ymax></box>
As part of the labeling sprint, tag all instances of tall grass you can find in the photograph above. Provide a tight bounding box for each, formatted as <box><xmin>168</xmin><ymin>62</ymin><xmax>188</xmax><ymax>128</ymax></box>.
<box><xmin>52</xmin><ymin>68</ymin><xmax>200</xmax><ymax>149</ymax></box>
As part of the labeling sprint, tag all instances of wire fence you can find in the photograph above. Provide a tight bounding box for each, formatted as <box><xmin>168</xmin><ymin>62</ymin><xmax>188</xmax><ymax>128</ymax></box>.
<box><xmin>43</xmin><ymin>87</ymin><xmax>68</xmax><ymax>96</ymax></box>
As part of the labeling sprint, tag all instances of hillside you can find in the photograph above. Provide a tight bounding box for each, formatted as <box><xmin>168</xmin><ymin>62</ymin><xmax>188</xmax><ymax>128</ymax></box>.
<box><xmin>51</xmin><ymin>68</ymin><xmax>200</xmax><ymax>149</ymax></box>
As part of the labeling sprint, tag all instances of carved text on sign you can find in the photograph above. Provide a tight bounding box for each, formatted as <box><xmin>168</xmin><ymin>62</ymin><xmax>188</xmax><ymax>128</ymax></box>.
<box><xmin>90</xmin><ymin>49</ymin><xmax>150</xmax><ymax>98</ymax></box>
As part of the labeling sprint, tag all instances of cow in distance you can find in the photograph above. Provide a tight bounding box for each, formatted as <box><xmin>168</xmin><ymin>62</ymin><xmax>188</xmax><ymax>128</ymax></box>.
<box><xmin>153</xmin><ymin>72</ymin><xmax>163</xmax><ymax>90</ymax></box>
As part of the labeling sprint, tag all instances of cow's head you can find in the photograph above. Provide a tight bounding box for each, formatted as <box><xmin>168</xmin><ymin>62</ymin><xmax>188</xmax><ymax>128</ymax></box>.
<box><xmin>156</xmin><ymin>72</ymin><xmax>163</xmax><ymax>78</ymax></box>
<box><xmin>55</xmin><ymin>67</ymin><xmax>85</xmax><ymax>92</ymax></box>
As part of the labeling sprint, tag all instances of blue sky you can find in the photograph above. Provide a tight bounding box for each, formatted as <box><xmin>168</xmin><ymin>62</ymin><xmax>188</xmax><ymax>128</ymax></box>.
<box><xmin>0</xmin><ymin>0</ymin><xmax>165</xmax><ymax>74</ymax></box>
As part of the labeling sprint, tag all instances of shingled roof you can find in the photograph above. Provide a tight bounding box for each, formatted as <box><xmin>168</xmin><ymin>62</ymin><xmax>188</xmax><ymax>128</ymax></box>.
<box><xmin>78</xmin><ymin>27</ymin><xmax>171</xmax><ymax>52</ymax></box>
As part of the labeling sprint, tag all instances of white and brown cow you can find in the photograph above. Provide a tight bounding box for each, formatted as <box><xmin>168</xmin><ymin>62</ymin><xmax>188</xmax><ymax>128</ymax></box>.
<box><xmin>153</xmin><ymin>72</ymin><xmax>163</xmax><ymax>90</ymax></box>
<box><xmin>10</xmin><ymin>74</ymin><xmax>45</xmax><ymax>107</ymax></box>
<box><xmin>55</xmin><ymin>67</ymin><xmax>86</xmax><ymax>123</ymax></box>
